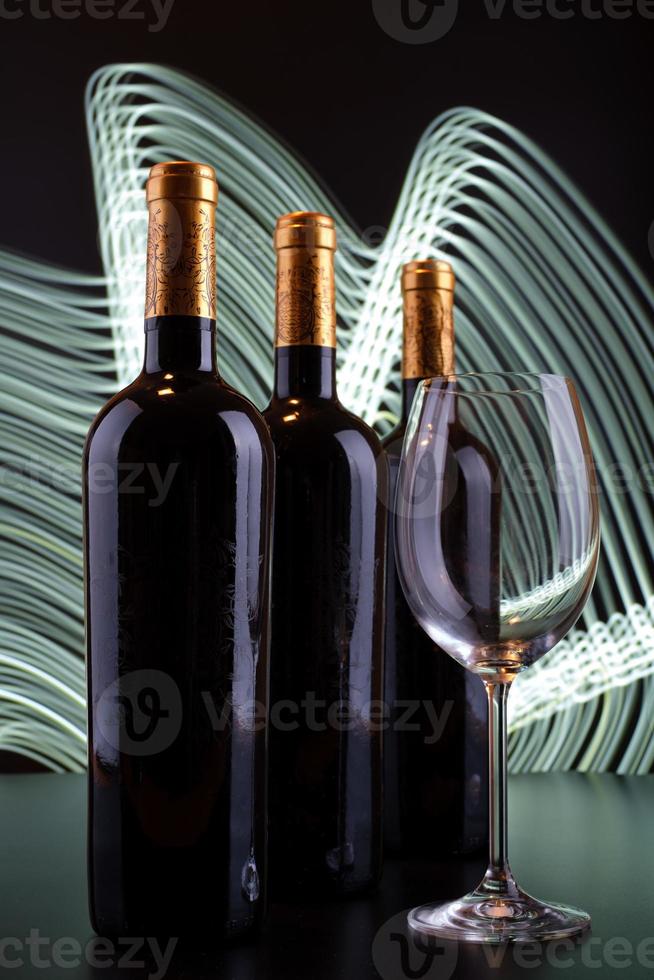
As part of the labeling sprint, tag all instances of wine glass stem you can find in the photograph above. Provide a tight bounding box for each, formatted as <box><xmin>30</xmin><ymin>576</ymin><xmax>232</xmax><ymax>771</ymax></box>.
<box><xmin>482</xmin><ymin>680</ymin><xmax>516</xmax><ymax>896</ymax></box>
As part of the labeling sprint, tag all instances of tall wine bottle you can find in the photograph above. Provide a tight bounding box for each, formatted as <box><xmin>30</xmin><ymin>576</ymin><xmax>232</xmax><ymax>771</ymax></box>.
<box><xmin>83</xmin><ymin>162</ymin><xmax>274</xmax><ymax>939</ymax></box>
<box><xmin>263</xmin><ymin>212</ymin><xmax>387</xmax><ymax>897</ymax></box>
<box><xmin>383</xmin><ymin>259</ymin><xmax>488</xmax><ymax>857</ymax></box>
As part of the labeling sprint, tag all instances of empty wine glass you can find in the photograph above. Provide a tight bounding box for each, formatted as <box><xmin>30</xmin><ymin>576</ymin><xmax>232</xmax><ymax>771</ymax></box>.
<box><xmin>395</xmin><ymin>373</ymin><xmax>600</xmax><ymax>943</ymax></box>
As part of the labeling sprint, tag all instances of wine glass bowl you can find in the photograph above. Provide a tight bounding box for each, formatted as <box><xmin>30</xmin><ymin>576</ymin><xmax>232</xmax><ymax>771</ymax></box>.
<box><xmin>396</xmin><ymin>373</ymin><xmax>600</xmax><ymax>682</ymax></box>
<box><xmin>395</xmin><ymin>372</ymin><xmax>600</xmax><ymax>943</ymax></box>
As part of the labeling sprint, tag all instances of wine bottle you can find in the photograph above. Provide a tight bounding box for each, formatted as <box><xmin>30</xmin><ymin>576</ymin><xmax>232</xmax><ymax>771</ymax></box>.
<box><xmin>83</xmin><ymin>162</ymin><xmax>274</xmax><ymax>939</ymax></box>
<box><xmin>263</xmin><ymin>212</ymin><xmax>387</xmax><ymax>898</ymax></box>
<box><xmin>383</xmin><ymin>259</ymin><xmax>488</xmax><ymax>857</ymax></box>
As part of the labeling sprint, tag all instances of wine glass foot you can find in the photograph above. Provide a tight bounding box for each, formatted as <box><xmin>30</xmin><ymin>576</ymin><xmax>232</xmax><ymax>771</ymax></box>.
<box><xmin>408</xmin><ymin>885</ymin><xmax>591</xmax><ymax>944</ymax></box>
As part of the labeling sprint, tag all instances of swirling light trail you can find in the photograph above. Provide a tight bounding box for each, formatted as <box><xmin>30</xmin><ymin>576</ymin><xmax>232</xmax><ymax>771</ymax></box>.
<box><xmin>0</xmin><ymin>63</ymin><xmax>653</xmax><ymax>772</ymax></box>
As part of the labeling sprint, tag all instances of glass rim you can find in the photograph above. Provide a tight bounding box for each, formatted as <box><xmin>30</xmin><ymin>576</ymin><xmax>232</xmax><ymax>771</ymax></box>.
<box><xmin>420</xmin><ymin>371</ymin><xmax>574</xmax><ymax>397</ymax></box>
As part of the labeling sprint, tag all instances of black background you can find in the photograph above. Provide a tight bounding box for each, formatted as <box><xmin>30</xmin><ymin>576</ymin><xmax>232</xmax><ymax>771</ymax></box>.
<box><xmin>0</xmin><ymin>0</ymin><xmax>652</xmax><ymax>276</ymax></box>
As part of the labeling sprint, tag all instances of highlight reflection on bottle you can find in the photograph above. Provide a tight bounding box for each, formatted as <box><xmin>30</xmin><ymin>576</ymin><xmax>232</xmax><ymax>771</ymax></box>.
<box><xmin>383</xmin><ymin>259</ymin><xmax>488</xmax><ymax>858</ymax></box>
<box><xmin>264</xmin><ymin>212</ymin><xmax>387</xmax><ymax>898</ymax></box>
<box><xmin>83</xmin><ymin>162</ymin><xmax>274</xmax><ymax>939</ymax></box>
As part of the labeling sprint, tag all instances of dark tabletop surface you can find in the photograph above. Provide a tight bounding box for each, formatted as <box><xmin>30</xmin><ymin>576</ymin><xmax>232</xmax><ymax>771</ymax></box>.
<box><xmin>0</xmin><ymin>772</ymin><xmax>652</xmax><ymax>979</ymax></box>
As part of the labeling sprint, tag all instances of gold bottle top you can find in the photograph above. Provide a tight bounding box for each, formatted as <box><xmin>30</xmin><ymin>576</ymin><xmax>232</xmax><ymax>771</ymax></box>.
<box><xmin>273</xmin><ymin>211</ymin><xmax>337</xmax><ymax>348</ymax></box>
<box><xmin>401</xmin><ymin>259</ymin><xmax>455</xmax><ymax>379</ymax></box>
<box><xmin>144</xmin><ymin>161</ymin><xmax>219</xmax><ymax>319</ymax></box>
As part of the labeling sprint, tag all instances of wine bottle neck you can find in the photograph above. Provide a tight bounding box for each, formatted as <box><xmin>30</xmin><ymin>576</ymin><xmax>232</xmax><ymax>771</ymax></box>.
<box><xmin>272</xmin><ymin>234</ymin><xmax>337</xmax><ymax>400</ymax></box>
<box><xmin>142</xmin><ymin>186</ymin><xmax>218</xmax><ymax>377</ymax></box>
<box><xmin>143</xmin><ymin>316</ymin><xmax>217</xmax><ymax>375</ymax></box>
<box><xmin>273</xmin><ymin>346</ymin><xmax>337</xmax><ymax>400</ymax></box>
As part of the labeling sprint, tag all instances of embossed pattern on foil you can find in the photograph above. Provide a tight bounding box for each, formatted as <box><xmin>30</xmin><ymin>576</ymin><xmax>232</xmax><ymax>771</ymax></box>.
<box><xmin>402</xmin><ymin>290</ymin><xmax>454</xmax><ymax>379</ymax></box>
<box><xmin>275</xmin><ymin>248</ymin><xmax>336</xmax><ymax>347</ymax></box>
<box><xmin>145</xmin><ymin>200</ymin><xmax>216</xmax><ymax>319</ymax></box>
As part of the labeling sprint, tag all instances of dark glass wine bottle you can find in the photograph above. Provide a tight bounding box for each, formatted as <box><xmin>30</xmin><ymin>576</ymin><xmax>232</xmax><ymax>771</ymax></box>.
<box><xmin>263</xmin><ymin>212</ymin><xmax>387</xmax><ymax>898</ymax></box>
<box><xmin>83</xmin><ymin>162</ymin><xmax>274</xmax><ymax>939</ymax></box>
<box><xmin>383</xmin><ymin>259</ymin><xmax>488</xmax><ymax>857</ymax></box>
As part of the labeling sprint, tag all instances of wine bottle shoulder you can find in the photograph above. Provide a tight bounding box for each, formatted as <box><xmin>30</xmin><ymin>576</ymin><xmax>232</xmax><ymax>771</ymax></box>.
<box><xmin>84</xmin><ymin>374</ymin><xmax>272</xmax><ymax>468</ymax></box>
<box><xmin>263</xmin><ymin>398</ymin><xmax>384</xmax><ymax>462</ymax></box>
